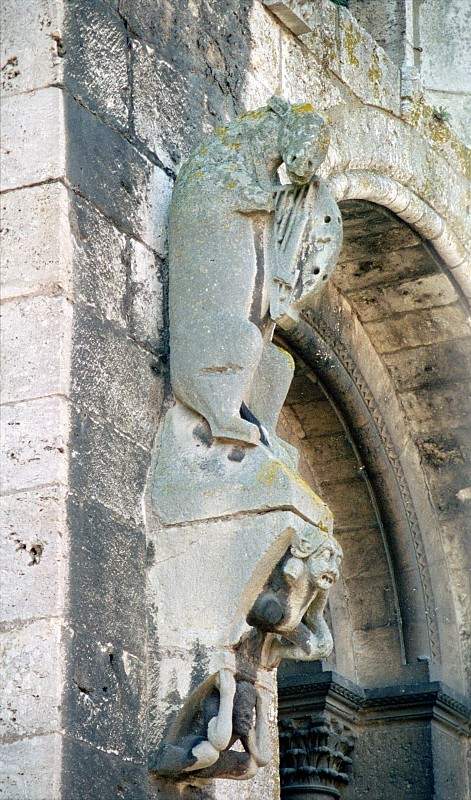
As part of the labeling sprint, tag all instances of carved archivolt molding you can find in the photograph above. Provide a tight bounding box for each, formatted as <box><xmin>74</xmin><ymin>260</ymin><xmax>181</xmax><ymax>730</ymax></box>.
<box><xmin>327</xmin><ymin>170</ymin><xmax>471</xmax><ymax>302</ymax></box>
<box><xmin>302</xmin><ymin>312</ymin><xmax>441</xmax><ymax>664</ymax></box>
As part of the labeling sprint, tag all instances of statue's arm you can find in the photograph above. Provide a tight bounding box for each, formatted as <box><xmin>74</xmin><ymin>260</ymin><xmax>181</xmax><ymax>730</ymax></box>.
<box><xmin>235</xmin><ymin>183</ymin><xmax>277</xmax><ymax>214</ymax></box>
<box><xmin>267</xmin><ymin>589</ymin><xmax>333</xmax><ymax>666</ymax></box>
<box><xmin>245</xmin><ymin>685</ymin><xmax>272</xmax><ymax>767</ymax></box>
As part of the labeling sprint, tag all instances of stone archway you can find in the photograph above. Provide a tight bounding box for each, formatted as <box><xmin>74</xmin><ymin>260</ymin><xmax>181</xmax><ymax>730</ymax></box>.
<box><xmin>276</xmin><ymin>195</ymin><xmax>471</xmax><ymax>800</ymax></box>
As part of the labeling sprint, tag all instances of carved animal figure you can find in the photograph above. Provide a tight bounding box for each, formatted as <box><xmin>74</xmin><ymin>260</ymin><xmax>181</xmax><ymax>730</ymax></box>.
<box><xmin>169</xmin><ymin>96</ymin><xmax>330</xmax><ymax>445</ymax></box>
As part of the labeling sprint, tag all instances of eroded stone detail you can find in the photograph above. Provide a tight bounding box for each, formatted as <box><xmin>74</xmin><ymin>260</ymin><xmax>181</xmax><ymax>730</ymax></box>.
<box><xmin>279</xmin><ymin>713</ymin><xmax>355</xmax><ymax>798</ymax></box>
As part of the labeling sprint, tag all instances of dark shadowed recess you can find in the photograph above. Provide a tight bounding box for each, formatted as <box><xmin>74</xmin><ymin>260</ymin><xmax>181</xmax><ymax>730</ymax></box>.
<box><xmin>277</xmin><ymin>200</ymin><xmax>471</xmax><ymax>692</ymax></box>
<box><xmin>61</xmin><ymin>3</ymin><xmax>255</xmax><ymax>799</ymax></box>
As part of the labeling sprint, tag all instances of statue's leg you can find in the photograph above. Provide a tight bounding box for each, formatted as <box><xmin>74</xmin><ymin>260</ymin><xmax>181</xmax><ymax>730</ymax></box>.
<box><xmin>183</xmin><ymin>668</ymin><xmax>236</xmax><ymax>773</ymax></box>
<box><xmin>248</xmin><ymin>341</ymin><xmax>295</xmax><ymax>436</ymax></box>
<box><xmin>190</xmin><ymin>318</ymin><xmax>265</xmax><ymax>445</ymax></box>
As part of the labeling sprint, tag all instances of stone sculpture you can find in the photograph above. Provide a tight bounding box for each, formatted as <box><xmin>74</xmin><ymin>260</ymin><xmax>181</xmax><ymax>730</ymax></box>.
<box><xmin>150</xmin><ymin>97</ymin><xmax>343</xmax><ymax>787</ymax></box>
<box><xmin>168</xmin><ymin>95</ymin><xmax>342</xmax><ymax>446</ymax></box>
<box><xmin>150</xmin><ymin>526</ymin><xmax>342</xmax><ymax>781</ymax></box>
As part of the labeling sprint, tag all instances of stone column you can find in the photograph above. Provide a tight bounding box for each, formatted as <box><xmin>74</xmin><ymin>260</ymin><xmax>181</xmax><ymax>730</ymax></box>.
<box><xmin>1</xmin><ymin>2</ymin><xmax>71</xmax><ymax>794</ymax></box>
<box><xmin>1</xmin><ymin>2</ymin><xmax>170</xmax><ymax>797</ymax></box>
<box><xmin>278</xmin><ymin>662</ymin><xmax>471</xmax><ymax>800</ymax></box>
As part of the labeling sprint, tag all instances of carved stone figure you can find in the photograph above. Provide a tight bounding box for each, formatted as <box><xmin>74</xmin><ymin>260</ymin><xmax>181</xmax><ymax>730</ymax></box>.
<box><xmin>169</xmin><ymin>96</ymin><xmax>341</xmax><ymax>446</ymax></box>
<box><xmin>150</xmin><ymin>97</ymin><xmax>343</xmax><ymax>787</ymax></box>
<box><xmin>150</xmin><ymin>525</ymin><xmax>342</xmax><ymax>782</ymax></box>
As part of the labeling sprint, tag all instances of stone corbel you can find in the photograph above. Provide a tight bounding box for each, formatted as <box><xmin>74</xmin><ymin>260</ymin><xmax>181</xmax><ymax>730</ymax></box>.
<box><xmin>148</xmin><ymin>97</ymin><xmax>343</xmax><ymax>784</ymax></box>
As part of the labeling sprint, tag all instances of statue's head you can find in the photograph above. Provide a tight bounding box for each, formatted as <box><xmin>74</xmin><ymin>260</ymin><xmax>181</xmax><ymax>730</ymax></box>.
<box><xmin>291</xmin><ymin>525</ymin><xmax>342</xmax><ymax>591</ymax></box>
<box><xmin>268</xmin><ymin>96</ymin><xmax>330</xmax><ymax>185</ymax></box>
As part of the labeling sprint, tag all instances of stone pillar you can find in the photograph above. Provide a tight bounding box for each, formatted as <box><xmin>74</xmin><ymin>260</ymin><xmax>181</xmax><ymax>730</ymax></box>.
<box><xmin>1</xmin><ymin>2</ymin><xmax>71</xmax><ymax>795</ymax></box>
<box><xmin>1</xmin><ymin>1</ymin><xmax>170</xmax><ymax>797</ymax></box>
<box><xmin>278</xmin><ymin>662</ymin><xmax>471</xmax><ymax>800</ymax></box>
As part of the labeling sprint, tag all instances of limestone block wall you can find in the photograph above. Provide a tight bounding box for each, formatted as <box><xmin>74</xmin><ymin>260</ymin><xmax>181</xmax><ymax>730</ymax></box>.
<box><xmin>1</xmin><ymin>0</ymin><xmax>470</xmax><ymax>798</ymax></box>
<box><xmin>349</xmin><ymin>0</ymin><xmax>471</xmax><ymax>146</ymax></box>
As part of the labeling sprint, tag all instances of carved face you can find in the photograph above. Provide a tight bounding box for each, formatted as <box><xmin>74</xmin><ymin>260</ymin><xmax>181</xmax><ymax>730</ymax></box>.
<box><xmin>280</xmin><ymin>106</ymin><xmax>330</xmax><ymax>185</ymax></box>
<box><xmin>306</xmin><ymin>538</ymin><xmax>342</xmax><ymax>591</ymax></box>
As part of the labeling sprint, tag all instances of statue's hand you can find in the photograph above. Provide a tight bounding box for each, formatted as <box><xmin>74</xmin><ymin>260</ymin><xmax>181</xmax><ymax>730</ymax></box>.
<box><xmin>207</xmin><ymin>715</ymin><xmax>230</xmax><ymax>751</ymax></box>
<box><xmin>236</xmin><ymin>185</ymin><xmax>277</xmax><ymax>214</ymax></box>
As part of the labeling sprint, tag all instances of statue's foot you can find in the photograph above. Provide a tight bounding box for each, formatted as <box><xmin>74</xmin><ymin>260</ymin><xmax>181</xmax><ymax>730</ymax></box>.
<box><xmin>210</xmin><ymin>416</ymin><xmax>261</xmax><ymax>445</ymax></box>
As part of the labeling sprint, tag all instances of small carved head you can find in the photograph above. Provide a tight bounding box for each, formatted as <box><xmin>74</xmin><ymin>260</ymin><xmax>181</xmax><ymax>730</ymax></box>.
<box><xmin>268</xmin><ymin>96</ymin><xmax>330</xmax><ymax>185</ymax></box>
<box><xmin>290</xmin><ymin>525</ymin><xmax>342</xmax><ymax>591</ymax></box>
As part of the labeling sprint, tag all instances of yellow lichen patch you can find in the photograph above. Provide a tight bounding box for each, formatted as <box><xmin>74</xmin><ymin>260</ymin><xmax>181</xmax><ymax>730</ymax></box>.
<box><xmin>343</xmin><ymin>22</ymin><xmax>361</xmax><ymax>68</ymax></box>
<box><xmin>225</xmin><ymin>179</ymin><xmax>237</xmax><ymax>190</ymax></box>
<box><xmin>199</xmin><ymin>145</ymin><xmax>208</xmax><ymax>156</ymax></box>
<box><xmin>215</xmin><ymin>126</ymin><xmax>229</xmax><ymax>143</ymax></box>
<box><xmin>292</xmin><ymin>102</ymin><xmax>315</xmax><ymax>114</ymax></box>
<box><xmin>403</xmin><ymin>97</ymin><xmax>471</xmax><ymax>179</ymax></box>
<box><xmin>275</xmin><ymin>346</ymin><xmax>295</xmax><ymax>370</ymax></box>
<box><xmin>367</xmin><ymin>51</ymin><xmax>382</xmax><ymax>97</ymax></box>
<box><xmin>256</xmin><ymin>459</ymin><xmax>327</xmax><ymax>506</ymax></box>
<box><xmin>229</xmin><ymin>141</ymin><xmax>241</xmax><ymax>150</ymax></box>
<box><xmin>239</xmin><ymin>109</ymin><xmax>268</xmax><ymax>121</ymax></box>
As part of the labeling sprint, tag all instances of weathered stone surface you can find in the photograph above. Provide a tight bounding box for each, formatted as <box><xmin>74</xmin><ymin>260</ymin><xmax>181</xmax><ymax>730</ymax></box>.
<box><xmin>281</xmin><ymin>29</ymin><xmax>344</xmax><ymax>109</ymax></box>
<box><xmin>336</xmin><ymin>527</ymin><xmax>389</xmax><ymax>580</ymax></box>
<box><xmin>127</xmin><ymin>239</ymin><xmax>164</xmax><ymax>351</ymax></box>
<box><xmin>1</xmin><ymin>296</ymin><xmax>72</xmax><ymax>403</ymax></box>
<box><xmin>70</xmin><ymin>190</ymin><xmax>164</xmax><ymax>346</ymax></box>
<box><xmin>401</xmin><ymin>382</ymin><xmax>471</xmax><ymax>435</ymax></box>
<box><xmin>291</xmin><ymin>399</ymin><xmax>344</xmax><ymax>437</ymax></box>
<box><xmin>419</xmin><ymin>0</ymin><xmax>471</xmax><ymax>146</ymax></box>
<box><xmin>0</xmin><ymin>734</ymin><xmax>62</xmax><ymax>800</ymax></box>
<box><xmin>69</xmin><ymin>413</ymin><xmax>150</xmax><ymax>526</ymax></box>
<box><xmin>0</xmin><ymin>0</ymin><xmax>64</xmax><ymax>96</ymax></box>
<box><xmin>153</xmin><ymin>403</ymin><xmax>332</xmax><ymax>527</ymax></box>
<box><xmin>1</xmin><ymin>397</ymin><xmax>69</xmax><ymax>493</ymax></box>
<box><xmin>348</xmin><ymin>0</ymin><xmax>408</xmax><ymax>65</ymax></box>
<box><xmin>70</xmin><ymin>193</ymin><xmax>127</xmax><ymax>326</ymax></box>
<box><xmin>66</xmin><ymin>94</ymin><xmax>172</xmax><ymax>253</ymax></box>
<box><xmin>348</xmin><ymin>273</ymin><xmax>457</xmax><ymax>322</ymax></box>
<box><xmin>66</xmin><ymin>498</ymin><xmax>146</xmax><ymax>653</ymax></box>
<box><xmin>333</xmin><ymin>244</ymin><xmax>437</xmax><ymax>293</ymax></box>
<box><xmin>64</xmin><ymin>0</ymin><xmax>130</xmax><ymax>131</ymax></box>
<box><xmin>364</xmin><ymin>304</ymin><xmax>471</xmax><ymax>353</ymax></box>
<box><xmin>0</xmin><ymin>619</ymin><xmax>62</xmax><ymax>740</ymax></box>
<box><xmin>317</xmin><ymin>479</ymin><xmax>378</xmax><ymax>531</ymax></box>
<box><xmin>0</xmin><ymin>485</ymin><xmax>67</xmax><ymax>622</ymax></box>
<box><xmin>1</xmin><ymin>87</ymin><xmax>65</xmax><ymax>191</ymax></box>
<box><xmin>1</xmin><ymin>183</ymin><xmax>73</xmax><ymax>300</ymax></box>
<box><xmin>352</xmin><ymin>626</ymin><xmax>404</xmax><ymax>686</ymax></box>
<box><xmin>149</xmin><ymin>510</ymin><xmax>328</xmax><ymax>651</ymax></box>
<box><xmin>246</xmin><ymin>3</ymin><xmax>281</xmax><ymax>96</ymax></box>
<box><xmin>128</xmin><ymin>0</ymin><xmax>257</xmax><ymax>165</ymax></box>
<box><xmin>61</xmin><ymin>736</ymin><xmax>147</xmax><ymax>800</ymax></box>
<box><xmin>71</xmin><ymin>311</ymin><xmax>160</xmax><ymax>447</ymax></box>
<box><xmin>383</xmin><ymin>338</ymin><xmax>471</xmax><ymax>392</ymax></box>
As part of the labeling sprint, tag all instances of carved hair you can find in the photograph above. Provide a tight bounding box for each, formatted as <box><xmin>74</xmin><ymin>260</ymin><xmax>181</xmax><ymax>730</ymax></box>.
<box><xmin>290</xmin><ymin>525</ymin><xmax>337</xmax><ymax>559</ymax></box>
